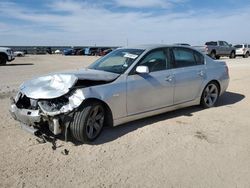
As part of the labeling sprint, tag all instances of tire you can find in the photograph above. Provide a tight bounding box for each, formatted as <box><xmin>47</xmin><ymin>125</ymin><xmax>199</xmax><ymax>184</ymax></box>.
<box><xmin>70</xmin><ymin>101</ymin><xmax>105</xmax><ymax>143</ymax></box>
<box><xmin>243</xmin><ymin>52</ymin><xmax>249</xmax><ymax>58</ymax></box>
<box><xmin>210</xmin><ymin>51</ymin><xmax>216</xmax><ymax>59</ymax></box>
<box><xmin>215</xmin><ymin>55</ymin><xmax>220</xmax><ymax>59</ymax></box>
<box><xmin>229</xmin><ymin>51</ymin><xmax>236</xmax><ymax>59</ymax></box>
<box><xmin>0</xmin><ymin>54</ymin><xmax>7</xmax><ymax>65</ymax></box>
<box><xmin>200</xmin><ymin>82</ymin><xmax>219</xmax><ymax>108</ymax></box>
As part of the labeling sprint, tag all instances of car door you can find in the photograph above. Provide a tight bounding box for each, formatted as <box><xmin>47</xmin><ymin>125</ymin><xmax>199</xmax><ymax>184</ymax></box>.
<box><xmin>218</xmin><ymin>41</ymin><xmax>226</xmax><ymax>55</ymax></box>
<box><xmin>126</xmin><ymin>48</ymin><xmax>174</xmax><ymax>115</ymax></box>
<box><xmin>171</xmin><ymin>47</ymin><xmax>205</xmax><ymax>104</ymax></box>
<box><xmin>223</xmin><ymin>41</ymin><xmax>231</xmax><ymax>55</ymax></box>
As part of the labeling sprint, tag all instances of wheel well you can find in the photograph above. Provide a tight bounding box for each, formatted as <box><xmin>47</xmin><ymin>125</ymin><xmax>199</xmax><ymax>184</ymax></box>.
<box><xmin>211</xmin><ymin>50</ymin><xmax>216</xmax><ymax>54</ymax></box>
<box><xmin>0</xmin><ymin>52</ymin><xmax>8</xmax><ymax>59</ymax></box>
<box><xmin>82</xmin><ymin>98</ymin><xmax>114</xmax><ymax>127</ymax></box>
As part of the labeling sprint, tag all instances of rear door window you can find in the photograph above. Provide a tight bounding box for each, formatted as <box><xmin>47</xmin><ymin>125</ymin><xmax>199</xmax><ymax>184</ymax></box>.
<box><xmin>172</xmin><ymin>48</ymin><xmax>203</xmax><ymax>68</ymax></box>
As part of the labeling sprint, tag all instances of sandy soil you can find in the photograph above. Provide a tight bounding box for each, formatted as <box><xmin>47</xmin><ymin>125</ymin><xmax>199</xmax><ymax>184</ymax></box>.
<box><xmin>0</xmin><ymin>55</ymin><xmax>250</xmax><ymax>188</ymax></box>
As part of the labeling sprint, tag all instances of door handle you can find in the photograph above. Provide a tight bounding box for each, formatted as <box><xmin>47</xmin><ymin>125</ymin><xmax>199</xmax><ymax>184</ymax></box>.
<box><xmin>165</xmin><ymin>75</ymin><xmax>173</xmax><ymax>82</ymax></box>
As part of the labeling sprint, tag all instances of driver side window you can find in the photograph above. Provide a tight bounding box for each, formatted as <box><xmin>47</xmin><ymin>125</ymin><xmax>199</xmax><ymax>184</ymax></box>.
<box><xmin>138</xmin><ymin>49</ymin><xmax>167</xmax><ymax>72</ymax></box>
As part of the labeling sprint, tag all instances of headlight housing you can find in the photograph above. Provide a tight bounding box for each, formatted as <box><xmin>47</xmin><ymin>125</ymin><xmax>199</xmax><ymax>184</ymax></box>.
<box><xmin>38</xmin><ymin>96</ymin><xmax>69</xmax><ymax>113</ymax></box>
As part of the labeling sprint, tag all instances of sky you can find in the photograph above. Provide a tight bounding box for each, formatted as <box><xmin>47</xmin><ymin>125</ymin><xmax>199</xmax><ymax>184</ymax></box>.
<box><xmin>0</xmin><ymin>0</ymin><xmax>250</xmax><ymax>46</ymax></box>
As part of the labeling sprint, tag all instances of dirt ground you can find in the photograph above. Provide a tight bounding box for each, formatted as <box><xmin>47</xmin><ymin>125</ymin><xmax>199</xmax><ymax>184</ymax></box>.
<box><xmin>0</xmin><ymin>55</ymin><xmax>249</xmax><ymax>188</ymax></box>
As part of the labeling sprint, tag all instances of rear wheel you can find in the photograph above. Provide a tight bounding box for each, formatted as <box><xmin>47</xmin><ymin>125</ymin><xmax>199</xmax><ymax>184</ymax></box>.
<box><xmin>229</xmin><ymin>51</ymin><xmax>236</xmax><ymax>59</ymax></box>
<box><xmin>0</xmin><ymin>54</ymin><xmax>7</xmax><ymax>65</ymax></box>
<box><xmin>201</xmin><ymin>82</ymin><xmax>219</xmax><ymax>108</ymax></box>
<box><xmin>70</xmin><ymin>101</ymin><xmax>105</xmax><ymax>143</ymax></box>
<box><xmin>243</xmin><ymin>52</ymin><xmax>249</xmax><ymax>58</ymax></box>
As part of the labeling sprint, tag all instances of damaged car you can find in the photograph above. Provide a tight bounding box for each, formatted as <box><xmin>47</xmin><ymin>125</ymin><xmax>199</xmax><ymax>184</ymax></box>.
<box><xmin>10</xmin><ymin>45</ymin><xmax>229</xmax><ymax>143</ymax></box>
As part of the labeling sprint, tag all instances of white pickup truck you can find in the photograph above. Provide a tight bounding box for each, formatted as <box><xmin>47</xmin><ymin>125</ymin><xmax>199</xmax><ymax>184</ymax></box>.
<box><xmin>0</xmin><ymin>47</ymin><xmax>15</xmax><ymax>65</ymax></box>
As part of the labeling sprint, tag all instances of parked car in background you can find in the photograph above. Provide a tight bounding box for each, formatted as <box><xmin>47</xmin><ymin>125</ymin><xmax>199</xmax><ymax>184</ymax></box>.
<box><xmin>0</xmin><ymin>47</ymin><xmax>15</xmax><ymax>65</ymax></box>
<box><xmin>46</xmin><ymin>47</ymin><xmax>52</xmax><ymax>54</ymax></box>
<box><xmin>234</xmin><ymin>44</ymin><xmax>249</xmax><ymax>58</ymax></box>
<box><xmin>54</xmin><ymin>49</ymin><xmax>61</xmax><ymax>54</ymax></box>
<box><xmin>85</xmin><ymin>47</ymin><xmax>99</xmax><ymax>56</ymax></box>
<box><xmin>75</xmin><ymin>48</ymin><xmax>85</xmax><ymax>55</ymax></box>
<box><xmin>10</xmin><ymin>44</ymin><xmax>229</xmax><ymax>143</ymax></box>
<box><xmin>63</xmin><ymin>48</ymin><xmax>76</xmax><ymax>56</ymax></box>
<box><xmin>14</xmin><ymin>51</ymin><xmax>25</xmax><ymax>57</ymax></box>
<box><xmin>195</xmin><ymin>41</ymin><xmax>236</xmax><ymax>59</ymax></box>
<box><xmin>33</xmin><ymin>47</ymin><xmax>47</xmax><ymax>55</ymax></box>
<box><xmin>98</xmin><ymin>48</ymin><xmax>113</xmax><ymax>56</ymax></box>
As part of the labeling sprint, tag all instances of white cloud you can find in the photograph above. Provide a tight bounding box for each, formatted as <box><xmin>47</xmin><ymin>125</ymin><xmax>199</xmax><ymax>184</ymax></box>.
<box><xmin>114</xmin><ymin>0</ymin><xmax>172</xmax><ymax>8</ymax></box>
<box><xmin>0</xmin><ymin>0</ymin><xmax>249</xmax><ymax>46</ymax></box>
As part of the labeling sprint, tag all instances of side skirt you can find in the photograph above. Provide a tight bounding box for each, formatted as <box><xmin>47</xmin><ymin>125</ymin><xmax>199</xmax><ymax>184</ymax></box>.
<box><xmin>113</xmin><ymin>98</ymin><xmax>200</xmax><ymax>126</ymax></box>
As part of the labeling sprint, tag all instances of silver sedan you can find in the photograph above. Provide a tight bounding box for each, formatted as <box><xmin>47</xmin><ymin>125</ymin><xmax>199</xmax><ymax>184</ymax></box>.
<box><xmin>10</xmin><ymin>45</ymin><xmax>229</xmax><ymax>143</ymax></box>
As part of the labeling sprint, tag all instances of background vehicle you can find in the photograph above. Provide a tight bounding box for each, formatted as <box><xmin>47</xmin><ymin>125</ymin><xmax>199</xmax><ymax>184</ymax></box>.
<box><xmin>195</xmin><ymin>41</ymin><xmax>236</xmax><ymax>59</ymax></box>
<box><xmin>14</xmin><ymin>51</ymin><xmax>25</xmax><ymax>57</ymax></box>
<box><xmin>10</xmin><ymin>45</ymin><xmax>229</xmax><ymax>143</ymax></box>
<box><xmin>84</xmin><ymin>47</ymin><xmax>99</xmax><ymax>56</ymax></box>
<box><xmin>33</xmin><ymin>47</ymin><xmax>47</xmax><ymax>55</ymax></box>
<box><xmin>0</xmin><ymin>47</ymin><xmax>15</xmax><ymax>65</ymax></box>
<box><xmin>234</xmin><ymin>44</ymin><xmax>249</xmax><ymax>58</ymax></box>
<box><xmin>98</xmin><ymin>48</ymin><xmax>113</xmax><ymax>56</ymax></box>
<box><xmin>63</xmin><ymin>48</ymin><xmax>76</xmax><ymax>55</ymax></box>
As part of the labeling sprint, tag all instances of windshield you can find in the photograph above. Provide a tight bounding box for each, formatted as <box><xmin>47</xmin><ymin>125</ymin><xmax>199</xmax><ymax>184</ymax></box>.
<box><xmin>88</xmin><ymin>49</ymin><xmax>144</xmax><ymax>74</ymax></box>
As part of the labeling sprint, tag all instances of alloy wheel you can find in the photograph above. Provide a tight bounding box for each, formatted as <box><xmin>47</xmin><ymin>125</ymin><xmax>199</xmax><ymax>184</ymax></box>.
<box><xmin>203</xmin><ymin>83</ymin><xmax>219</xmax><ymax>107</ymax></box>
<box><xmin>85</xmin><ymin>105</ymin><xmax>104</xmax><ymax>139</ymax></box>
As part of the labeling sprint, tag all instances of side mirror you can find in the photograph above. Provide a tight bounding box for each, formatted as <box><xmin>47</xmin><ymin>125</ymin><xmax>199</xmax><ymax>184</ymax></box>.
<box><xmin>229</xmin><ymin>44</ymin><xmax>232</xmax><ymax>47</ymax></box>
<box><xmin>136</xmin><ymin>66</ymin><xmax>149</xmax><ymax>74</ymax></box>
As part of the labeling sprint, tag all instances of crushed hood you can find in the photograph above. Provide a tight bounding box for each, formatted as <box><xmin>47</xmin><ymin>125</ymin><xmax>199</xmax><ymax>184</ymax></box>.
<box><xmin>20</xmin><ymin>68</ymin><xmax>119</xmax><ymax>99</ymax></box>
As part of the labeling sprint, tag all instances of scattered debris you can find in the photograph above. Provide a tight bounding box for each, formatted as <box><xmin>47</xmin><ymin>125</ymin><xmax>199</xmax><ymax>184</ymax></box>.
<box><xmin>61</xmin><ymin>149</ymin><xmax>69</xmax><ymax>155</ymax></box>
<box><xmin>52</xmin><ymin>137</ymin><xmax>57</xmax><ymax>150</ymax></box>
<box><xmin>194</xmin><ymin>131</ymin><xmax>209</xmax><ymax>142</ymax></box>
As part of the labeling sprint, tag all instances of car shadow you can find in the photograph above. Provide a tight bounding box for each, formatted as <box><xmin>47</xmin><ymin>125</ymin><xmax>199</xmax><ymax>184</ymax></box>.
<box><xmin>90</xmin><ymin>91</ymin><xmax>245</xmax><ymax>145</ymax></box>
<box><xmin>1</xmin><ymin>63</ymin><xmax>34</xmax><ymax>66</ymax></box>
<box><xmin>49</xmin><ymin>91</ymin><xmax>245</xmax><ymax>146</ymax></box>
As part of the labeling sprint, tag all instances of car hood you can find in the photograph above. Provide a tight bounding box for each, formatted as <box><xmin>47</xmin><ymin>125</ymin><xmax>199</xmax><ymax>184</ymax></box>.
<box><xmin>19</xmin><ymin>68</ymin><xmax>119</xmax><ymax>99</ymax></box>
<box><xmin>0</xmin><ymin>47</ymin><xmax>10</xmax><ymax>51</ymax></box>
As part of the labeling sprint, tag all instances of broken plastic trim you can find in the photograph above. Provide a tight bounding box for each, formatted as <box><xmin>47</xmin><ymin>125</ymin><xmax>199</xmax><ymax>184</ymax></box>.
<box><xmin>38</xmin><ymin>89</ymin><xmax>85</xmax><ymax>116</ymax></box>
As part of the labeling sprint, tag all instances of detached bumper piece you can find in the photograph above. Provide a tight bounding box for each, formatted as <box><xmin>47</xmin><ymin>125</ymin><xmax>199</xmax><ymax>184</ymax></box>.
<box><xmin>9</xmin><ymin>100</ymin><xmax>62</xmax><ymax>136</ymax></box>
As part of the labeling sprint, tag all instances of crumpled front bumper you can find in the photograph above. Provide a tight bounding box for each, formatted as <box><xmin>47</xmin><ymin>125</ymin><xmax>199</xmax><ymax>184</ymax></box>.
<box><xmin>9</xmin><ymin>100</ymin><xmax>63</xmax><ymax>135</ymax></box>
<box><xmin>9</xmin><ymin>102</ymin><xmax>42</xmax><ymax>135</ymax></box>
<box><xmin>9</xmin><ymin>103</ymin><xmax>41</xmax><ymax>126</ymax></box>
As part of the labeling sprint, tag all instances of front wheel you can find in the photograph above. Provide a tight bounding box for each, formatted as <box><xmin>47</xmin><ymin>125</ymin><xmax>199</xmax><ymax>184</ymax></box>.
<box><xmin>200</xmin><ymin>82</ymin><xmax>219</xmax><ymax>108</ymax></box>
<box><xmin>0</xmin><ymin>54</ymin><xmax>7</xmax><ymax>65</ymax></box>
<box><xmin>70</xmin><ymin>101</ymin><xmax>105</xmax><ymax>143</ymax></box>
